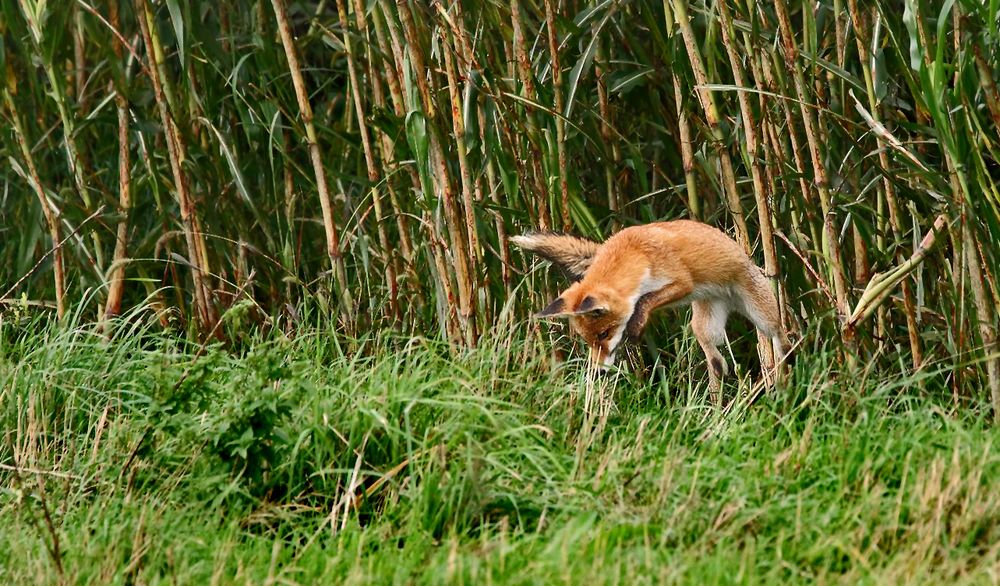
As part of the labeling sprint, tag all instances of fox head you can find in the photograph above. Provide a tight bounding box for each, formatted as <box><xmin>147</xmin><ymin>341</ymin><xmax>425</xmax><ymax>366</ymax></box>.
<box><xmin>536</xmin><ymin>282</ymin><xmax>632</xmax><ymax>368</ymax></box>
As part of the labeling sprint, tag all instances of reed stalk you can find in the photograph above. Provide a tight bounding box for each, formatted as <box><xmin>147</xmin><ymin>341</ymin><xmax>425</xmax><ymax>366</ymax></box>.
<box><xmin>135</xmin><ymin>0</ymin><xmax>217</xmax><ymax>332</ymax></box>
<box><xmin>3</xmin><ymin>90</ymin><xmax>66</xmax><ymax>319</ymax></box>
<box><xmin>670</xmin><ymin>0</ymin><xmax>749</xmax><ymax>250</ymax></box>
<box><xmin>102</xmin><ymin>0</ymin><xmax>132</xmax><ymax>323</ymax></box>
<box><xmin>335</xmin><ymin>0</ymin><xmax>399</xmax><ymax>321</ymax></box>
<box><xmin>847</xmin><ymin>0</ymin><xmax>922</xmax><ymax>367</ymax></box>
<box><xmin>441</xmin><ymin>28</ymin><xmax>480</xmax><ymax>266</ymax></box>
<box><xmin>270</xmin><ymin>0</ymin><xmax>353</xmax><ymax>326</ymax></box>
<box><xmin>510</xmin><ymin>0</ymin><xmax>553</xmax><ymax>230</ymax></box>
<box><xmin>543</xmin><ymin>0</ymin><xmax>571</xmax><ymax>231</ymax></box>
<box><xmin>395</xmin><ymin>0</ymin><xmax>476</xmax><ymax>344</ymax></box>
<box><xmin>773</xmin><ymin>0</ymin><xmax>850</xmax><ymax>320</ymax></box>
<box><xmin>716</xmin><ymin>0</ymin><xmax>781</xmax><ymax>370</ymax></box>
<box><xmin>672</xmin><ymin>73</ymin><xmax>700</xmax><ymax>220</ymax></box>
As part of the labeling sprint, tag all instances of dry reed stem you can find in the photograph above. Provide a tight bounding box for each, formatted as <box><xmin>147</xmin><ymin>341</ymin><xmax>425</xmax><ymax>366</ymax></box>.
<box><xmin>595</xmin><ymin>40</ymin><xmax>620</xmax><ymax>227</ymax></box>
<box><xmin>847</xmin><ymin>0</ymin><xmax>922</xmax><ymax>367</ymax></box>
<box><xmin>336</xmin><ymin>0</ymin><xmax>399</xmax><ymax>321</ymax></box>
<box><xmin>441</xmin><ymin>29</ymin><xmax>480</xmax><ymax>266</ymax></box>
<box><xmin>543</xmin><ymin>0</ymin><xmax>571</xmax><ymax>231</ymax></box>
<box><xmin>395</xmin><ymin>0</ymin><xmax>476</xmax><ymax>344</ymax></box>
<box><xmin>671</xmin><ymin>0</ymin><xmax>749</xmax><ymax>250</ymax></box>
<box><xmin>103</xmin><ymin>0</ymin><xmax>132</xmax><ymax>323</ymax></box>
<box><xmin>271</xmin><ymin>0</ymin><xmax>353</xmax><ymax>326</ymax></box>
<box><xmin>370</xmin><ymin>2</ymin><xmax>416</xmax><ymax>264</ymax></box>
<box><xmin>136</xmin><ymin>0</ymin><xmax>218</xmax><ymax>332</ymax></box>
<box><xmin>717</xmin><ymin>0</ymin><xmax>780</xmax><ymax>372</ymax></box>
<box><xmin>3</xmin><ymin>91</ymin><xmax>66</xmax><ymax>319</ymax></box>
<box><xmin>774</xmin><ymin>0</ymin><xmax>850</xmax><ymax>321</ymax></box>
<box><xmin>509</xmin><ymin>0</ymin><xmax>553</xmax><ymax>231</ymax></box>
<box><xmin>672</xmin><ymin>74</ymin><xmax>700</xmax><ymax>219</ymax></box>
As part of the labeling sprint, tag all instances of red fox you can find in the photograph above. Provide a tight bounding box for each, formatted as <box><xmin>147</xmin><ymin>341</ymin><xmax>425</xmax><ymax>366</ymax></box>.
<box><xmin>512</xmin><ymin>220</ymin><xmax>791</xmax><ymax>393</ymax></box>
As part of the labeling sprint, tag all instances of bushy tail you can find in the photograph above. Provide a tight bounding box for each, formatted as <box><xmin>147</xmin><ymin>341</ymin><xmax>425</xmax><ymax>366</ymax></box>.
<box><xmin>510</xmin><ymin>232</ymin><xmax>601</xmax><ymax>280</ymax></box>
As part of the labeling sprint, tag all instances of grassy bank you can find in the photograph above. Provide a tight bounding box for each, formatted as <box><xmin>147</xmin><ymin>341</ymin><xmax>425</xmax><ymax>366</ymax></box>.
<box><xmin>2</xmin><ymin>312</ymin><xmax>998</xmax><ymax>584</ymax></box>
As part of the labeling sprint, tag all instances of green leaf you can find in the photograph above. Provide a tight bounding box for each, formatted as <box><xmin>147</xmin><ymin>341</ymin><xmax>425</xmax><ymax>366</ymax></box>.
<box><xmin>463</xmin><ymin>70</ymin><xmax>480</xmax><ymax>151</ymax></box>
<box><xmin>608</xmin><ymin>67</ymin><xmax>654</xmax><ymax>95</ymax></box>
<box><xmin>402</xmin><ymin>53</ymin><xmax>420</xmax><ymax>113</ymax></box>
<box><xmin>564</xmin><ymin>4</ymin><xmax>614</xmax><ymax>119</ymax></box>
<box><xmin>405</xmin><ymin>110</ymin><xmax>432</xmax><ymax>202</ymax></box>
<box><xmin>204</xmin><ymin>120</ymin><xmax>251</xmax><ymax>205</ymax></box>
<box><xmin>934</xmin><ymin>0</ymin><xmax>956</xmax><ymax>69</ymax></box>
<box><xmin>166</xmin><ymin>0</ymin><xmax>186</xmax><ymax>68</ymax></box>
<box><xmin>874</xmin><ymin>50</ymin><xmax>888</xmax><ymax>102</ymax></box>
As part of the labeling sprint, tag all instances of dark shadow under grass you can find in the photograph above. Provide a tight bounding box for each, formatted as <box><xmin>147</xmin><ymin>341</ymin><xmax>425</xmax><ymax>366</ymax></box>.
<box><xmin>1</xmin><ymin>309</ymin><xmax>999</xmax><ymax>584</ymax></box>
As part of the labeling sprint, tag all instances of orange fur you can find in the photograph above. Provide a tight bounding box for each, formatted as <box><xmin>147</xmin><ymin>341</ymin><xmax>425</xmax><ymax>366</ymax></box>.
<box><xmin>514</xmin><ymin>220</ymin><xmax>791</xmax><ymax>396</ymax></box>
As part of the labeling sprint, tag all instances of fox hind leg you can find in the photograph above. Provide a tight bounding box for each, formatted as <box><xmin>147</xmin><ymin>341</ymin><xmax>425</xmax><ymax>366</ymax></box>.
<box><xmin>691</xmin><ymin>299</ymin><xmax>730</xmax><ymax>405</ymax></box>
<box><xmin>737</xmin><ymin>272</ymin><xmax>792</xmax><ymax>363</ymax></box>
<box><xmin>736</xmin><ymin>272</ymin><xmax>793</xmax><ymax>391</ymax></box>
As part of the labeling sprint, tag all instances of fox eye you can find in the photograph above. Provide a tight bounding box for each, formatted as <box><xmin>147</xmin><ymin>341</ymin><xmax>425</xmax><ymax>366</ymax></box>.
<box><xmin>597</xmin><ymin>328</ymin><xmax>612</xmax><ymax>342</ymax></box>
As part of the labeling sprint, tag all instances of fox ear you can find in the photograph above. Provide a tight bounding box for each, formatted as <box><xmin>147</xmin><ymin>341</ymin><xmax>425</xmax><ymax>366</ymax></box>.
<box><xmin>534</xmin><ymin>293</ymin><xmax>608</xmax><ymax>319</ymax></box>
<box><xmin>575</xmin><ymin>295</ymin><xmax>608</xmax><ymax>316</ymax></box>
<box><xmin>534</xmin><ymin>297</ymin><xmax>571</xmax><ymax>319</ymax></box>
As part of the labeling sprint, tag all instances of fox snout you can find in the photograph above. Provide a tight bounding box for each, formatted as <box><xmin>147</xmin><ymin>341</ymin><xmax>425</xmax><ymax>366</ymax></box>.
<box><xmin>589</xmin><ymin>344</ymin><xmax>614</xmax><ymax>370</ymax></box>
<box><xmin>586</xmin><ymin>345</ymin><xmax>619</xmax><ymax>380</ymax></box>
<box><xmin>590</xmin><ymin>346</ymin><xmax>615</xmax><ymax>370</ymax></box>
<box><xmin>585</xmin><ymin>322</ymin><xmax>627</xmax><ymax>371</ymax></box>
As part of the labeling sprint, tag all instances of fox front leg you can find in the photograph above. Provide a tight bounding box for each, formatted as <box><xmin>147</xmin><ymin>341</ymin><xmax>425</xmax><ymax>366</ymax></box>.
<box><xmin>624</xmin><ymin>292</ymin><xmax>657</xmax><ymax>340</ymax></box>
<box><xmin>624</xmin><ymin>280</ymin><xmax>695</xmax><ymax>340</ymax></box>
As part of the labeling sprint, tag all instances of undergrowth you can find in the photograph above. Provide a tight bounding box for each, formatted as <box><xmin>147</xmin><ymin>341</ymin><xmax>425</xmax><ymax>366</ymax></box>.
<box><xmin>1</xmin><ymin>309</ymin><xmax>998</xmax><ymax>584</ymax></box>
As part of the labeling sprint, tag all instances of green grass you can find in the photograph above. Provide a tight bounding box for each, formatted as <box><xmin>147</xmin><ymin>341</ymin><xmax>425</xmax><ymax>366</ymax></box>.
<box><xmin>2</xmin><ymin>310</ymin><xmax>999</xmax><ymax>584</ymax></box>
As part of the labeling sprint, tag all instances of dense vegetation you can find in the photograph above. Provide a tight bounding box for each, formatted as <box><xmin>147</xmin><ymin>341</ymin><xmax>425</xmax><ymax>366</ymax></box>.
<box><xmin>3</xmin><ymin>0</ymin><xmax>1000</xmax><ymax>581</ymax></box>
<box><xmin>2</xmin><ymin>0</ymin><xmax>999</xmax><ymax>398</ymax></box>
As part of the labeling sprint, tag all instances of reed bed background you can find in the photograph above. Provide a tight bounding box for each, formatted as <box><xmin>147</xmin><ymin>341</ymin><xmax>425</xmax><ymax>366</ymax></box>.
<box><xmin>1</xmin><ymin>0</ymin><xmax>999</xmax><ymax>412</ymax></box>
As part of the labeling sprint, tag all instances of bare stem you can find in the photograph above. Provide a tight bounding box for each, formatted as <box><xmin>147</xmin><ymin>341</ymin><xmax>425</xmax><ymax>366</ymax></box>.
<box><xmin>847</xmin><ymin>0</ymin><xmax>922</xmax><ymax>367</ymax></box>
<box><xmin>774</xmin><ymin>0</ymin><xmax>851</xmax><ymax>319</ymax></box>
<box><xmin>135</xmin><ymin>0</ymin><xmax>218</xmax><ymax>332</ymax></box>
<box><xmin>336</xmin><ymin>0</ymin><xmax>398</xmax><ymax>321</ymax></box>
<box><xmin>270</xmin><ymin>0</ymin><xmax>354</xmax><ymax>326</ymax></box>
<box><xmin>671</xmin><ymin>0</ymin><xmax>749</xmax><ymax>250</ymax></box>
<box><xmin>103</xmin><ymin>0</ymin><xmax>132</xmax><ymax>324</ymax></box>
<box><xmin>718</xmin><ymin>0</ymin><xmax>780</xmax><ymax>370</ymax></box>
<box><xmin>395</xmin><ymin>0</ymin><xmax>476</xmax><ymax>344</ymax></box>
<box><xmin>543</xmin><ymin>0</ymin><xmax>571</xmax><ymax>230</ymax></box>
<box><xmin>3</xmin><ymin>91</ymin><xmax>66</xmax><ymax>319</ymax></box>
